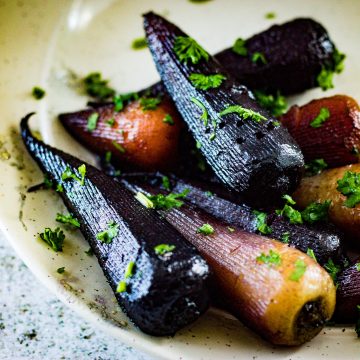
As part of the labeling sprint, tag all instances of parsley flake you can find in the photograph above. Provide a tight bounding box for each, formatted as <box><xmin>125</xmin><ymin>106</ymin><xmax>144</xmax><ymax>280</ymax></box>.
<box><xmin>149</xmin><ymin>189</ymin><xmax>189</xmax><ymax>210</ymax></box>
<box><xmin>83</xmin><ymin>72</ymin><xmax>115</xmax><ymax>100</ymax></box>
<box><xmin>197</xmin><ymin>223</ymin><xmax>215</xmax><ymax>235</ymax></box>
<box><xmin>310</xmin><ymin>107</ymin><xmax>330</xmax><ymax>128</ymax></box>
<box><xmin>189</xmin><ymin>73</ymin><xmax>226</xmax><ymax>91</ymax></box>
<box><xmin>106</xmin><ymin>118</ymin><xmax>115</xmax><ymax>127</ymax></box>
<box><xmin>124</xmin><ymin>261</ymin><xmax>135</xmax><ymax>279</ymax></box>
<box><xmin>276</xmin><ymin>195</ymin><xmax>303</xmax><ymax>224</ymax></box>
<box><xmin>219</xmin><ymin>104</ymin><xmax>267</xmax><ymax>123</ymax></box>
<box><xmin>256</xmin><ymin>249</ymin><xmax>281</xmax><ymax>267</ymax></box>
<box><xmin>56</xmin><ymin>213</ymin><xmax>80</xmax><ymax>228</ymax></box>
<box><xmin>105</xmin><ymin>151</ymin><xmax>112</xmax><ymax>163</ymax></box>
<box><xmin>305</xmin><ymin>158</ymin><xmax>328</xmax><ymax>176</ymax></box>
<box><xmin>356</xmin><ymin>263</ymin><xmax>360</xmax><ymax>271</ymax></box>
<box><xmin>232</xmin><ymin>38</ymin><xmax>247</xmax><ymax>56</ymax></box>
<box><xmin>131</xmin><ymin>37</ymin><xmax>147</xmax><ymax>50</ymax></box>
<box><xmin>306</xmin><ymin>248</ymin><xmax>317</xmax><ymax>262</ymax></box>
<box><xmin>355</xmin><ymin>305</ymin><xmax>360</xmax><ymax>337</ymax></box>
<box><xmin>96</xmin><ymin>221</ymin><xmax>119</xmax><ymax>244</ymax></box>
<box><xmin>337</xmin><ymin>171</ymin><xmax>360</xmax><ymax>208</ymax></box>
<box><xmin>227</xmin><ymin>226</ymin><xmax>235</xmax><ymax>233</ymax></box>
<box><xmin>317</xmin><ymin>67</ymin><xmax>334</xmax><ymax>91</ymax></box>
<box><xmin>154</xmin><ymin>244</ymin><xmax>176</xmax><ymax>256</ymax></box>
<box><xmin>85</xmin><ymin>248</ymin><xmax>94</xmax><ymax>256</ymax></box>
<box><xmin>61</xmin><ymin>164</ymin><xmax>86</xmax><ymax>186</ymax></box>
<box><xmin>116</xmin><ymin>281</ymin><xmax>127</xmax><ymax>293</ymax></box>
<box><xmin>57</xmin><ymin>267</ymin><xmax>65</xmax><ymax>274</ymax></box>
<box><xmin>253</xmin><ymin>90</ymin><xmax>288</xmax><ymax>117</ymax></box>
<box><xmin>324</xmin><ymin>258</ymin><xmax>341</xmax><ymax>282</ymax></box>
<box><xmin>253</xmin><ymin>210</ymin><xmax>272</xmax><ymax>235</ymax></box>
<box><xmin>281</xmin><ymin>232</ymin><xmax>290</xmax><ymax>244</ymax></box>
<box><xmin>163</xmin><ymin>114</ymin><xmax>174</xmax><ymax>125</ymax></box>
<box><xmin>162</xmin><ymin>176</ymin><xmax>171</xmax><ymax>191</ymax></box>
<box><xmin>112</xmin><ymin>141</ymin><xmax>126</xmax><ymax>154</ymax></box>
<box><xmin>32</xmin><ymin>86</ymin><xmax>46</xmax><ymax>100</ymax></box>
<box><xmin>135</xmin><ymin>192</ymin><xmax>155</xmax><ymax>208</ymax></box>
<box><xmin>265</xmin><ymin>12</ymin><xmax>276</xmax><ymax>19</ymax></box>
<box><xmin>113</xmin><ymin>92</ymin><xmax>139</xmax><ymax>112</ymax></box>
<box><xmin>140</xmin><ymin>97</ymin><xmax>162</xmax><ymax>111</ymax></box>
<box><xmin>282</xmin><ymin>194</ymin><xmax>296</xmax><ymax>205</ymax></box>
<box><xmin>289</xmin><ymin>259</ymin><xmax>307</xmax><ymax>281</ymax></box>
<box><xmin>301</xmin><ymin>200</ymin><xmax>331</xmax><ymax>224</ymax></box>
<box><xmin>39</xmin><ymin>227</ymin><xmax>65</xmax><ymax>252</ymax></box>
<box><xmin>173</xmin><ymin>36</ymin><xmax>209</xmax><ymax>65</ymax></box>
<box><xmin>191</xmin><ymin>97</ymin><xmax>209</xmax><ymax>126</ymax></box>
<box><xmin>87</xmin><ymin>113</ymin><xmax>99</xmax><ymax>132</ymax></box>
<box><xmin>252</xmin><ymin>52</ymin><xmax>267</xmax><ymax>65</ymax></box>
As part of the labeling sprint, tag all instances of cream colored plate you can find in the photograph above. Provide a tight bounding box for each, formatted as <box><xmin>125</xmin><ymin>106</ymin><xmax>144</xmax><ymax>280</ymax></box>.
<box><xmin>1</xmin><ymin>0</ymin><xmax>360</xmax><ymax>359</ymax></box>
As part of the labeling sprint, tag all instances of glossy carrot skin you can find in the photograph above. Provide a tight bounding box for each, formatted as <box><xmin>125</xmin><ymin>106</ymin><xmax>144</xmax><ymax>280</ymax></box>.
<box><xmin>122</xmin><ymin>179</ymin><xmax>336</xmax><ymax>345</ymax></box>
<box><xmin>281</xmin><ymin>95</ymin><xmax>360</xmax><ymax>167</ymax></box>
<box><xmin>60</xmin><ymin>97</ymin><xmax>183</xmax><ymax>171</ymax></box>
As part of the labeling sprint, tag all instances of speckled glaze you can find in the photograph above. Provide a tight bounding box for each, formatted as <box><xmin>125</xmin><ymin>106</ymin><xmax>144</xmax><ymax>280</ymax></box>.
<box><xmin>21</xmin><ymin>114</ymin><xmax>210</xmax><ymax>336</ymax></box>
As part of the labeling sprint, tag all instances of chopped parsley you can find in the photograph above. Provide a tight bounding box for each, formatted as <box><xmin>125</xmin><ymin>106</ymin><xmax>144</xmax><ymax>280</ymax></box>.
<box><xmin>124</xmin><ymin>261</ymin><xmax>135</xmax><ymax>279</ymax></box>
<box><xmin>105</xmin><ymin>151</ymin><xmax>112</xmax><ymax>163</ymax></box>
<box><xmin>333</xmin><ymin>48</ymin><xmax>346</xmax><ymax>73</ymax></box>
<box><xmin>282</xmin><ymin>194</ymin><xmax>296</xmax><ymax>205</ymax></box>
<box><xmin>253</xmin><ymin>210</ymin><xmax>272</xmax><ymax>235</ymax></box>
<box><xmin>289</xmin><ymin>259</ymin><xmax>307</xmax><ymax>281</ymax></box>
<box><xmin>32</xmin><ymin>86</ymin><xmax>46</xmax><ymax>100</ymax></box>
<box><xmin>356</xmin><ymin>263</ymin><xmax>360</xmax><ymax>271</ymax></box>
<box><xmin>135</xmin><ymin>192</ymin><xmax>155</xmax><ymax>208</ymax></box>
<box><xmin>43</xmin><ymin>174</ymin><xmax>53</xmax><ymax>189</ymax></box>
<box><xmin>209</xmin><ymin>132</ymin><xmax>216</xmax><ymax>141</ymax></box>
<box><xmin>106</xmin><ymin>118</ymin><xmax>115</xmax><ymax>127</ymax></box>
<box><xmin>116</xmin><ymin>281</ymin><xmax>127</xmax><ymax>293</ymax></box>
<box><xmin>306</xmin><ymin>248</ymin><xmax>317</xmax><ymax>262</ymax></box>
<box><xmin>253</xmin><ymin>90</ymin><xmax>288</xmax><ymax>117</ymax></box>
<box><xmin>356</xmin><ymin>305</ymin><xmax>360</xmax><ymax>337</ymax></box>
<box><xmin>140</xmin><ymin>97</ymin><xmax>162</xmax><ymax>111</ymax></box>
<box><xmin>87</xmin><ymin>113</ymin><xmax>99</xmax><ymax>132</ymax></box>
<box><xmin>162</xmin><ymin>176</ymin><xmax>171</xmax><ymax>191</ymax></box>
<box><xmin>39</xmin><ymin>227</ymin><xmax>65</xmax><ymax>252</ymax></box>
<box><xmin>154</xmin><ymin>244</ymin><xmax>176</xmax><ymax>256</ymax></box>
<box><xmin>131</xmin><ymin>37</ymin><xmax>147</xmax><ymax>50</ymax></box>
<box><xmin>96</xmin><ymin>221</ymin><xmax>119</xmax><ymax>244</ymax></box>
<box><xmin>196</xmin><ymin>141</ymin><xmax>202</xmax><ymax>149</ymax></box>
<box><xmin>205</xmin><ymin>191</ymin><xmax>213</xmax><ymax>197</ymax></box>
<box><xmin>305</xmin><ymin>158</ymin><xmax>328</xmax><ymax>176</ymax></box>
<box><xmin>189</xmin><ymin>73</ymin><xmax>226</xmax><ymax>91</ymax></box>
<box><xmin>61</xmin><ymin>164</ymin><xmax>86</xmax><ymax>186</ymax></box>
<box><xmin>251</xmin><ymin>52</ymin><xmax>267</xmax><ymax>65</ymax></box>
<box><xmin>265</xmin><ymin>12</ymin><xmax>276</xmax><ymax>19</ymax></box>
<box><xmin>232</xmin><ymin>38</ymin><xmax>247</xmax><ymax>56</ymax></box>
<box><xmin>256</xmin><ymin>249</ymin><xmax>281</xmax><ymax>267</ymax></box>
<box><xmin>83</xmin><ymin>72</ymin><xmax>115</xmax><ymax>100</ymax></box>
<box><xmin>310</xmin><ymin>107</ymin><xmax>330</xmax><ymax>128</ymax></box>
<box><xmin>219</xmin><ymin>105</ymin><xmax>267</xmax><ymax>123</ymax></box>
<box><xmin>149</xmin><ymin>189</ymin><xmax>189</xmax><ymax>210</ymax></box>
<box><xmin>227</xmin><ymin>226</ymin><xmax>235</xmax><ymax>233</ymax></box>
<box><xmin>324</xmin><ymin>258</ymin><xmax>341</xmax><ymax>282</ymax></box>
<box><xmin>337</xmin><ymin>171</ymin><xmax>360</xmax><ymax>208</ymax></box>
<box><xmin>301</xmin><ymin>200</ymin><xmax>331</xmax><ymax>224</ymax></box>
<box><xmin>276</xmin><ymin>195</ymin><xmax>303</xmax><ymax>224</ymax></box>
<box><xmin>56</xmin><ymin>213</ymin><xmax>80</xmax><ymax>228</ymax></box>
<box><xmin>281</xmin><ymin>232</ymin><xmax>290</xmax><ymax>244</ymax></box>
<box><xmin>113</xmin><ymin>92</ymin><xmax>139</xmax><ymax>112</ymax></box>
<box><xmin>197</xmin><ymin>223</ymin><xmax>215</xmax><ymax>235</ymax></box>
<box><xmin>191</xmin><ymin>97</ymin><xmax>209</xmax><ymax>126</ymax></box>
<box><xmin>57</xmin><ymin>267</ymin><xmax>65</xmax><ymax>274</ymax></box>
<box><xmin>173</xmin><ymin>36</ymin><xmax>209</xmax><ymax>65</ymax></box>
<box><xmin>163</xmin><ymin>114</ymin><xmax>174</xmax><ymax>125</ymax></box>
<box><xmin>112</xmin><ymin>141</ymin><xmax>126</xmax><ymax>154</ymax></box>
<box><xmin>85</xmin><ymin>248</ymin><xmax>94</xmax><ymax>256</ymax></box>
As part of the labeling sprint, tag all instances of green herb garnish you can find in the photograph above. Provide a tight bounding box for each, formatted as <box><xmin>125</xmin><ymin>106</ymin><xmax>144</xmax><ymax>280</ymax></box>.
<box><xmin>106</xmin><ymin>118</ymin><xmax>115</xmax><ymax>127</ymax></box>
<box><xmin>232</xmin><ymin>38</ymin><xmax>247</xmax><ymax>56</ymax></box>
<box><xmin>124</xmin><ymin>261</ymin><xmax>135</xmax><ymax>279</ymax></box>
<box><xmin>135</xmin><ymin>192</ymin><xmax>155</xmax><ymax>208</ymax></box>
<box><xmin>265</xmin><ymin>12</ymin><xmax>276</xmax><ymax>19</ymax></box>
<box><xmin>310</xmin><ymin>107</ymin><xmax>330</xmax><ymax>128</ymax></box>
<box><xmin>189</xmin><ymin>73</ymin><xmax>226</xmax><ymax>91</ymax></box>
<box><xmin>154</xmin><ymin>244</ymin><xmax>176</xmax><ymax>256</ymax></box>
<box><xmin>85</xmin><ymin>248</ymin><xmax>94</xmax><ymax>256</ymax></box>
<box><xmin>324</xmin><ymin>258</ymin><xmax>341</xmax><ymax>282</ymax></box>
<box><xmin>163</xmin><ymin>114</ymin><xmax>174</xmax><ymax>125</ymax></box>
<box><xmin>116</xmin><ymin>281</ymin><xmax>127</xmax><ymax>293</ymax></box>
<box><xmin>83</xmin><ymin>72</ymin><xmax>115</xmax><ymax>100</ymax></box>
<box><xmin>333</xmin><ymin>48</ymin><xmax>346</xmax><ymax>74</ymax></box>
<box><xmin>105</xmin><ymin>151</ymin><xmax>112</xmax><ymax>163</ymax></box>
<box><xmin>253</xmin><ymin>210</ymin><xmax>272</xmax><ymax>235</ymax></box>
<box><xmin>56</xmin><ymin>213</ymin><xmax>80</xmax><ymax>228</ymax></box>
<box><xmin>162</xmin><ymin>176</ymin><xmax>171</xmax><ymax>191</ymax></box>
<box><xmin>355</xmin><ymin>305</ymin><xmax>360</xmax><ymax>337</ymax></box>
<box><xmin>317</xmin><ymin>68</ymin><xmax>334</xmax><ymax>91</ymax></box>
<box><xmin>219</xmin><ymin>105</ymin><xmax>267</xmax><ymax>123</ymax></box>
<box><xmin>57</xmin><ymin>267</ymin><xmax>65</xmax><ymax>274</ymax></box>
<box><xmin>289</xmin><ymin>259</ymin><xmax>307</xmax><ymax>281</ymax></box>
<box><xmin>43</xmin><ymin>174</ymin><xmax>53</xmax><ymax>189</ymax></box>
<box><xmin>112</xmin><ymin>141</ymin><xmax>126</xmax><ymax>154</ymax></box>
<box><xmin>191</xmin><ymin>97</ymin><xmax>209</xmax><ymax>126</ymax></box>
<box><xmin>61</xmin><ymin>164</ymin><xmax>86</xmax><ymax>186</ymax></box>
<box><xmin>305</xmin><ymin>158</ymin><xmax>328</xmax><ymax>176</ymax></box>
<box><xmin>301</xmin><ymin>200</ymin><xmax>331</xmax><ymax>224</ymax></box>
<box><xmin>87</xmin><ymin>113</ymin><xmax>99</xmax><ymax>132</ymax></box>
<box><xmin>96</xmin><ymin>221</ymin><xmax>119</xmax><ymax>244</ymax></box>
<box><xmin>281</xmin><ymin>232</ymin><xmax>290</xmax><ymax>244</ymax></box>
<box><xmin>113</xmin><ymin>92</ymin><xmax>139</xmax><ymax>112</ymax></box>
<box><xmin>39</xmin><ymin>227</ymin><xmax>65</xmax><ymax>252</ymax></box>
<box><xmin>337</xmin><ymin>171</ymin><xmax>360</xmax><ymax>208</ymax></box>
<box><xmin>227</xmin><ymin>227</ymin><xmax>235</xmax><ymax>233</ymax></box>
<box><xmin>251</xmin><ymin>52</ymin><xmax>267</xmax><ymax>64</ymax></box>
<box><xmin>253</xmin><ymin>90</ymin><xmax>288</xmax><ymax>117</ymax></box>
<box><xmin>197</xmin><ymin>223</ymin><xmax>215</xmax><ymax>235</ymax></box>
<box><xmin>282</xmin><ymin>194</ymin><xmax>296</xmax><ymax>205</ymax></box>
<box><xmin>209</xmin><ymin>132</ymin><xmax>216</xmax><ymax>141</ymax></box>
<box><xmin>306</xmin><ymin>248</ymin><xmax>317</xmax><ymax>262</ymax></box>
<box><xmin>256</xmin><ymin>249</ymin><xmax>281</xmax><ymax>267</ymax></box>
<box><xmin>140</xmin><ymin>97</ymin><xmax>162</xmax><ymax>111</ymax></box>
<box><xmin>276</xmin><ymin>195</ymin><xmax>303</xmax><ymax>224</ymax></box>
<box><xmin>131</xmin><ymin>37</ymin><xmax>147</xmax><ymax>50</ymax></box>
<box><xmin>173</xmin><ymin>36</ymin><xmax>209</xmax><ymax>65</ymax></box>
<box><xmin>356</xmin><ymin>263</ymin><xmax>360</xmax><ymax>271</ymax></box>
<box><xmin>148</xmin><ymin>189</ymin><xmax>189</xmax><ymax>210</ymax></box>
<box><xmin>32</xmin><ymin>86</ymin><xmax>46</xmax><ymax>100</ymax></box>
